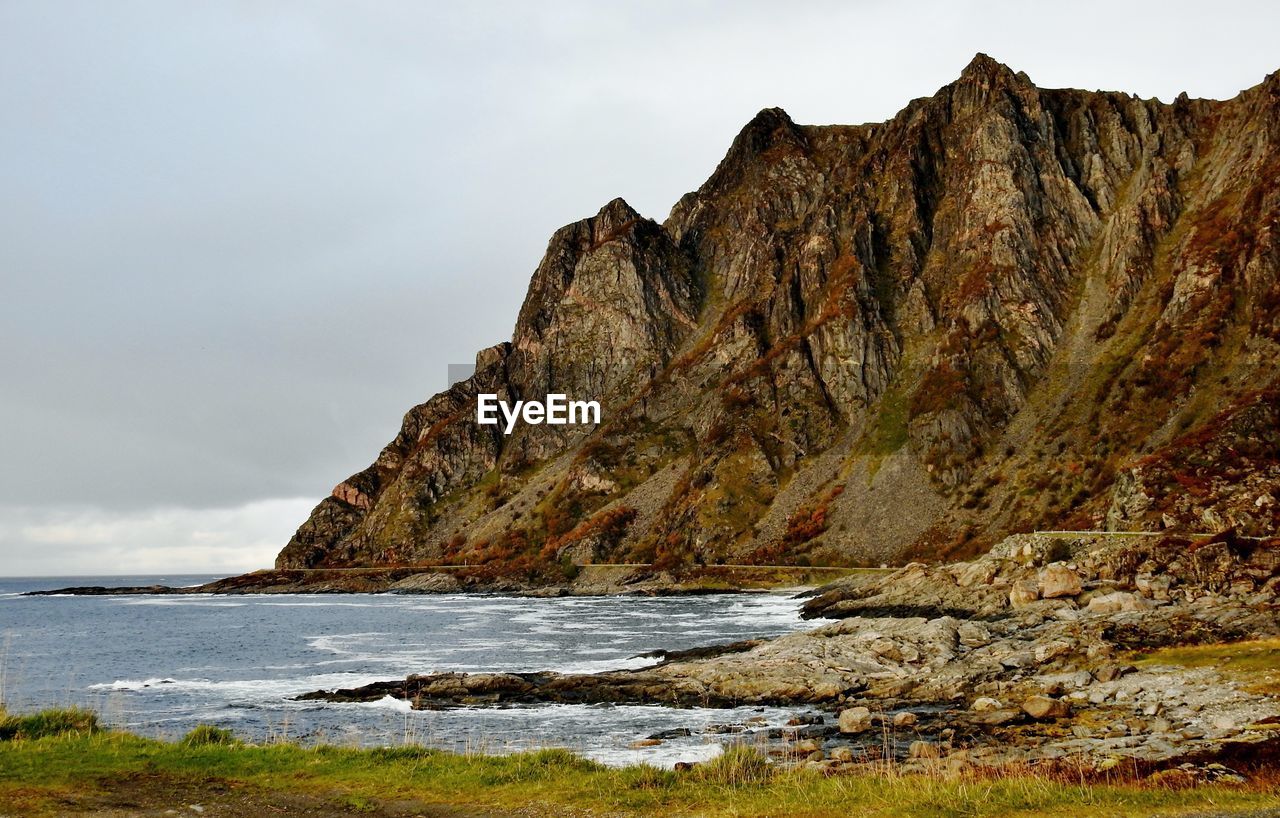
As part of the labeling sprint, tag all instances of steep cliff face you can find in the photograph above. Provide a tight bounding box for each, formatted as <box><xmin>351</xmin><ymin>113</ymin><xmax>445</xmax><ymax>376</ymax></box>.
<box><xmin>278</xmin><ymin>55</ymin><xmax>1280</xmax><ymax>575</ymax></box>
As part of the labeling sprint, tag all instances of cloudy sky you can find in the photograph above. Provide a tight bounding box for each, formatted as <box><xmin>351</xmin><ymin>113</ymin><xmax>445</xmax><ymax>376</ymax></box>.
<box><xmin>2</xmin><ymin>1</ymin><xmax>1276</xmax><ymax>576</ymax></box>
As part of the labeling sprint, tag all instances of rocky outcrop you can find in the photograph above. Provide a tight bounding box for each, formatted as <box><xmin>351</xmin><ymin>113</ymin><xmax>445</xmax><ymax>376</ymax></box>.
<box><xmin>277</xmin><ymin>55</ymin><xmax>1280</xmax><ymax>580</ymax></box>
<box><xmin>800</xmin><ymin>530</ymin><xmax>1280</xmax><ymax>620</ymax></box>
<box><xmin>299</xmin><ymin>530</ymin><xmax>1280</xmax><ymax>771</ymax></box>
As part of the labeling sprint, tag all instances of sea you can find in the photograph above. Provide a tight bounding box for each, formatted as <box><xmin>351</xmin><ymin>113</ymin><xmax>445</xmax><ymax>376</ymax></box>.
<box><xmin>0</xmin><ymin>575</ymin><xmax>817</xmax><ymax>766</ymax></box>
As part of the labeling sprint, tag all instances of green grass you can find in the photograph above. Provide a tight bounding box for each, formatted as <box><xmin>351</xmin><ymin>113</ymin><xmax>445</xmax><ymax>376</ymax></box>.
<box><xmin>857</xmin><ymin>383</ymin><xmax>910</xmax><ymax>457</ymax></box>
<box><xmin>0</xmin><ymin>706</ymin><xmax>99</xmax><ymax>741</ymax></box>
<box><xmin>180</xmin><ymin>723</ymin><xmax>241</xmax><ymax>747</ymax></box>
<box><xmin>1</xmin><ymin>710</ymin><xmax>1278</xmax><ymax>816</ymax></box>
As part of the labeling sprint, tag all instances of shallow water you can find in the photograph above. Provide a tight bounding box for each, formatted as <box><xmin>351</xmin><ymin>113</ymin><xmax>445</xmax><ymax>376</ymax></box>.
<box><xmin>0</xmin><ymin>575</ymin><xmax>816</xmax><ymax>766</ymax></box>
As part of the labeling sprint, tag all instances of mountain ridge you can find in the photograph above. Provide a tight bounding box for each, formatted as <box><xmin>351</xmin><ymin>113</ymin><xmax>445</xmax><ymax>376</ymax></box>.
<box><xmin>276</xmin><ymin>54</ymin><xmax>1280</xmax><ymax>582</ymax></box>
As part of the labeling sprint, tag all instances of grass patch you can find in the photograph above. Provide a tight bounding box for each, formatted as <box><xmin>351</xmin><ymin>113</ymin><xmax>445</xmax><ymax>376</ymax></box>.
<box><xmin>857</xmin><ymin>383</ymin><xmax>910</xmax><ymax>457</ymax></box>
<box><xmin>0</xmin><ymin>710</ymin><xmax>1278</xmax><ymax>816</ymax></box>
<box><xmin>180</xmin><ymin>724</ymin><xmax>241</xmax><ymax>747</ymax></box>
<box><xmin>0</xmin><ymin>707</ymin><xmax>99</xmax><ymax>741</ymax></box>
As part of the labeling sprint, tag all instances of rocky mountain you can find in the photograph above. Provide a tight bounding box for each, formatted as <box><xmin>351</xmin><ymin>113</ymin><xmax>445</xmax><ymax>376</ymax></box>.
<box><xmin>276</xmin><ymin>54</ymin><xmax>1280</xmax><ymax>581</ymax></box>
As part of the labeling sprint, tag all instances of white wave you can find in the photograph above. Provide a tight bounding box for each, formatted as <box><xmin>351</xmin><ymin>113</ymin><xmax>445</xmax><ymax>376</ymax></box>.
<box><xmin>306</xmin><ymin>632</ymin><xmax>392</xmax><ymax>653</ymax></box>
<box><xmin>117</xmin><ymin>598</ymin><xmax>246</xmax><ymax>607</ymax></box>
<box><xmin>88</xmin><ymin>677</ymin><xmax>178</xmax><ymax>691</ymax></box>
<box><xmin>550</xmin><ymin>655</ymin><xmax>660</xmax><ymax>674</ymax></box>
<box><xmin>253</xmin><ymin>601</ymin><xmax>389</xmax><ymax>608</ymax></box>
<box><xmin>355</xmin><ymin>695</ymin><xmax>412</xmax><ymax>713</ymax></box>
<box><xmin>88</xmin><ymin>672</ymin><xmax>398</xmax><ymax>700</ymax></box>
<box><xmin>584</xmin><ymin>740</ymin><xmax>724</xmax><ymax>769</ymax></box>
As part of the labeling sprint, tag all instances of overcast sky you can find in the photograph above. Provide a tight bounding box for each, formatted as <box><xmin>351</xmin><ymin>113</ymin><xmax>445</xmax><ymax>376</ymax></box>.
<box><xmin>2</xmin><ymin>1</ymin><xmax>1276</xmax><ymax>576</ymax></box>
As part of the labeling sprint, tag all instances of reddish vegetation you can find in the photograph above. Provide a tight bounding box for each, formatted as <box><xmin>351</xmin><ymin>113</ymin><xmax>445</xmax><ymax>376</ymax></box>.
<box><xmin>539</xmin><ymin>505</ymin><xmax>637</xmax><ymax>561</ymax></box>
<box><xmin>653</xmin><ymin>532</ymin><xmax>691</xmax><ymax>572</ymax></box>
<box><xmin>788</xmin><ymin>485</ymin><xmax>844</xmax><ymax>546</ymax></box>
<box><xmin>909</xmin><ymin>360</ymin><xmax>969</xmax><ymax>418</ymax></box>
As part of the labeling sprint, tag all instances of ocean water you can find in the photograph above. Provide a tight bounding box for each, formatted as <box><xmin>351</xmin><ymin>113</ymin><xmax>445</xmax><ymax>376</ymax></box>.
<box><xmin>0</xmin><ymin>575</ymin><xmax>816</xmax><ymax>766</ymax></box>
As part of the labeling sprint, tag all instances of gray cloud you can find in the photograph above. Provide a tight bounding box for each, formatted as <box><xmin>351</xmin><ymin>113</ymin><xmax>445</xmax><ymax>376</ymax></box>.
<box><xmin>0</xmin><ymin>500</ymin><xmax>314</xmax><ymax>577</ymax></box>
<box><xmin>3</xmin><ymin>0</ymin><xmax>1277</xmax><ymax>572</ymax></box>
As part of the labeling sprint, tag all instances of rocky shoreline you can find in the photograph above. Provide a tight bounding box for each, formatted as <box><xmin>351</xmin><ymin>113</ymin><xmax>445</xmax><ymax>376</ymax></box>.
<box><xmin>24</xmin><ymin>564</ymin><xmax>873</xmax><ymax>598</ymax></box>
<box><xmin>295</xmin><ymin>530</ymin><xmax>1280</xmax><ymax>777</ymax></box>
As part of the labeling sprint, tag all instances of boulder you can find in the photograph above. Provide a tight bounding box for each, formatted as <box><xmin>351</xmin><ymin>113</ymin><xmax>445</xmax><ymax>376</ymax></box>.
<box><xmin>838</xmin><ymin>706</ymin><xmax>872</xmax><ymax>734</ymax></box>
<box><xmin>1038</xmin><ymin>564</ymin><xmax>1082</xmax><ymax>598</ymax></box>
<box><xmin>793</xmin><ymin>738</ymin><xmax>822</xmax><ymax>754</ymax></box>
<box><xmin>1009</xmin><ymin>580</ymin><xmax>1040</xmax><ymax>607</ymax></box>
<box><xmin>893</xmin><ymin>711</ymin><xmax>918</xmax><ymax>727</ymax></box>
<box><xmin>971</xmin><ymin>697</ymin><xmax>1002</xmax><ymax>712</ymax></box>
<box><xmin>974</xmin><ymin>709</ymin><xmax>1022</xmax><ymax>726</ymax></box>
<box><xmin>829</xmin><ymin>747</ymin><xmax>856</xmax><ymax>763</ymax></box>
<box><xmin>1022</xmin><ymin>695</ymin><xmax>1070</xmax><ymax>720</ymax></box>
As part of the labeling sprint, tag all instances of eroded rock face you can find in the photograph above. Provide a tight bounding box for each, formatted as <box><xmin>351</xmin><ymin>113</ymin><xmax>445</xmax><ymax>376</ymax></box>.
<box><xmin>278</xmin><ymin>54</ymin><xmax>1280</xmax><ymax>576</ymax></box>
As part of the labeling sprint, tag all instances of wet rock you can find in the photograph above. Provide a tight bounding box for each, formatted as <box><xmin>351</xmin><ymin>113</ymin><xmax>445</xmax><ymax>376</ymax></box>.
<box><xmin>786</xmin><ymin>714</ymin><xmax>824</xmax><ymax>726</ymax></box>
<box><xmin>648</xmin><ymin>728</ymin><xmax>692</xmax><ymax>740</ymax></box>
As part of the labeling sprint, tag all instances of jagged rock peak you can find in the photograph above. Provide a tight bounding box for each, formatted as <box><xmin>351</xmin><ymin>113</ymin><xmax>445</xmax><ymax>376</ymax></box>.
<box><xmin>951</xmin><ymin>51</ymin><xmax>1032</xmax><ymax>93</ymax></box>
<box><xmin>943</xmin><ymin>52</ymin><xmax>1036</xmax><ymax>115</ymax></box>
<box><xmin>957</xmin><ymin>52</ymin><xmax>1015</xmax><ymax>82</ymax></box>
<box><xmin>700</xmin><ymin>106</ymin><xmax>808</xmax><ymax>194</ymax></box>
<box><xmin>741</xmin><ymin>106</ymin><xmax>796</xmax><ymax>134</ymax></box>
<box><xmin>589</xmin><ymin>197</ymin><xmax>646</xmax><ymax>242</ymax></box>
